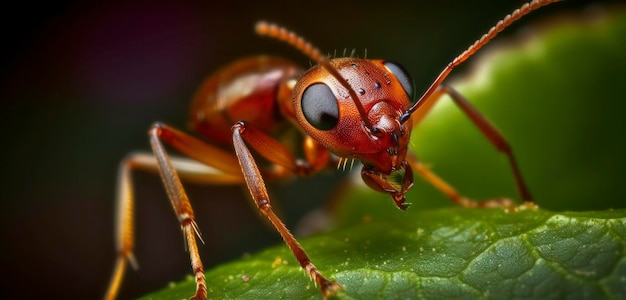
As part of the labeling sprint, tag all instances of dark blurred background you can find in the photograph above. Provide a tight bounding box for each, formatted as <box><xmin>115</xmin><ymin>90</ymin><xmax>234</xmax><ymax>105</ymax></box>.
<box><xmin>0</xmin><ymin>0</ymin><xmax>621</xmax><ymax>299</ymax></box>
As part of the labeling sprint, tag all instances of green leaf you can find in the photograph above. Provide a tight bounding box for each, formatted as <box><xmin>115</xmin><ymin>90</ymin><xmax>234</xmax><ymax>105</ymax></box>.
<box><xmin>141</xmin><ymin>208</ymin><xmax>626</xmax><ymax>299</ymax></box>
<box><xmin>141</xmin><ymin>9</ymin><xmax>626</xmax><ymax>300</ymax></box>
<box><xmin>404</xmin><ymin>8</ymin><xmax>626</xmax><ymax>212</ymax></box>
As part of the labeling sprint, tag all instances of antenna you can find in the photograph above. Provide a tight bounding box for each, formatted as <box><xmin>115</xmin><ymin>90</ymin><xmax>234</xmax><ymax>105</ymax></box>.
<box><xmin>256</xmin><ymin>21</ymin><xmax>375</xmax><ymax>131</ymax></box>
<box><xmin>400</xmin><ymin>0</ymin><xmax>561</xmax><ymax>123</ymax></box>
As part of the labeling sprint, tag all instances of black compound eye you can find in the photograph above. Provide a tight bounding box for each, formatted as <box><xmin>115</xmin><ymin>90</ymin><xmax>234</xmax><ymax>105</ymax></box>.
<box><xmin>384</xmin><ymin>61</ymin><xmax>415</xmax><ymax>102</ymax></box>
<box><xmin>301</xmin><ymin>83</ymin><xmax>339</xmax><ymax>130</ymax></box>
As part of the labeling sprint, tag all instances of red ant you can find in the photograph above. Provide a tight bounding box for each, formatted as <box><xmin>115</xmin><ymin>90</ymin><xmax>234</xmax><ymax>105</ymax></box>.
<box><xmin>105</xmin><ymin>0</ymin><xmax>560</xmax><ymax>299</ymax></box>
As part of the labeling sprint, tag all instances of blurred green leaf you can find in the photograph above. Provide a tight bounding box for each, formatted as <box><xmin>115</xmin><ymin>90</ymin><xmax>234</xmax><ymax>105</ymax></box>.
<box><xmin>141</xmin><ymin>9</ymin><xmax>626</xmax><ymax>300</ymax></box>
<box><xmin>406</xmin><ymin>8</ymin><xmax>626</xmax><ymax>212</ymax></box>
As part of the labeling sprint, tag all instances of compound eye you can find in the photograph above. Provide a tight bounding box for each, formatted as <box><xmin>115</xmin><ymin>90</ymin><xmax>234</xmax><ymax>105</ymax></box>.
<box><xmin>301</xmin><ymin>83</ymin><xmax>339</xmax><ymax>130</ymax></box>
<box><xmin>384</xmin><ymin>61</ymin><xmax>415</xmax><ymax>102</ymax></box>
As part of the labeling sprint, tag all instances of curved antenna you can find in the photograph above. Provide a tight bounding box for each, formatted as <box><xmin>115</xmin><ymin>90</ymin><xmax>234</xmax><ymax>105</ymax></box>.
<box><xmin>400</xmin><ymin>0</ymin><xmax>561</xmax><ymax>123</ymax></box>
<box><xmin>255</xmin><ymin>21</ymin><xmax>322</xmax><ymax>62</ymax></box>
<box><xmin>256</xmin><ymin>21</ymin><xmax>375</xmax><ymax>131</ymax></box>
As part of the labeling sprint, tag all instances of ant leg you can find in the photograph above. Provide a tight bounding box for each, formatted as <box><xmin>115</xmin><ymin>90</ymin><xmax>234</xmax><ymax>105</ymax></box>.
<box><xmin>224</xmin><ymin>120</ymin><xmax>332</xmax><ymax>177</ymax></box>
<box><xmin>105</xmin><ymin>155</ymin><xmax>138</xmax><ymax>300</ymax></box>
<box><xmin>150</xmin><ymin>122</ymin><xmax>243</xmax><ymax>176</ymax></box>
<box><xmin>409</xmin><ymin>85</ymin><xmax>532</xmax><ymax>207</ymax></box>
<box><xmin>105</xmin><ymin>154</ymin><xmax>229</xmax><ymax>300</ymax></box>
<box><xmin>407</xmin><ymin>155</ymin><xmax>514</xmax><ymax>208</ymax></box>
<box><xmin>438</xmin><ymin>85</ymin><xmax>532</xmax><ymax>202</ymax></box>
<box><xmin>146</xmin><ymin>124</ymin><xmax>222</xmax><ymax>300</ymax></box>
<box><xmin>105</xmin><ymin>124</ymin><xmax>249</xmax><ymax>300</ymax></box>
<box><xmin>232</xmin><ymin>121</ymin><xmax>341</xmax><ymax>298</ymax></box>
<box><xmin>106</xmin><ymin>121</ymin><xmax>333</xmax><ymax>299</ymax></box>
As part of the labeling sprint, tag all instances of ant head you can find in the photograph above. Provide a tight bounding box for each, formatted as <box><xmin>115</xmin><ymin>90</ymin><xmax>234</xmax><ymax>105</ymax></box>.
<box><xmin>293</xmin><ymin>58</ymin><xmax>416</xmax><ymax>173</ymax></box>
<box><xmin>256</xmin><ymin>21</ymin><xmax>417</xmax><ymax>174</ymax></box>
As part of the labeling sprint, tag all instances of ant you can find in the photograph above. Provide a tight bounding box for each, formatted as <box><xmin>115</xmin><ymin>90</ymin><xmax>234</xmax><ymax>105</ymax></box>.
<box><xmin>105</xmin><ymin>0</ymin><xmax>560</xmax><ymax>299</ymax></box>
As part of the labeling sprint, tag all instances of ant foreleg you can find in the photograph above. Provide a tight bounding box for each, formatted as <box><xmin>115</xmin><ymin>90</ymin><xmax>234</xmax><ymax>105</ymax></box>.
<box><xmin>231</xmin><ymin>121</ymin><xmax>341</xmax><ymax>298</ymax></box>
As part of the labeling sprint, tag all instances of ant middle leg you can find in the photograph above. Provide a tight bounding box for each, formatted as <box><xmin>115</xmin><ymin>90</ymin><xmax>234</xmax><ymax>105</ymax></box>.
<box><xmin>105</xmin><ymin>123</ymin><xmax>249</xmax><ymax>300</ymax></box>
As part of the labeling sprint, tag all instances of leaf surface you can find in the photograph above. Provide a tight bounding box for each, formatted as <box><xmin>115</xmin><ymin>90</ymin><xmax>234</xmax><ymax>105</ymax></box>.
<box><xmin>140</xmin><ymin>208</ymin><xmax>626</xmax><ymax>299</ymax></box>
